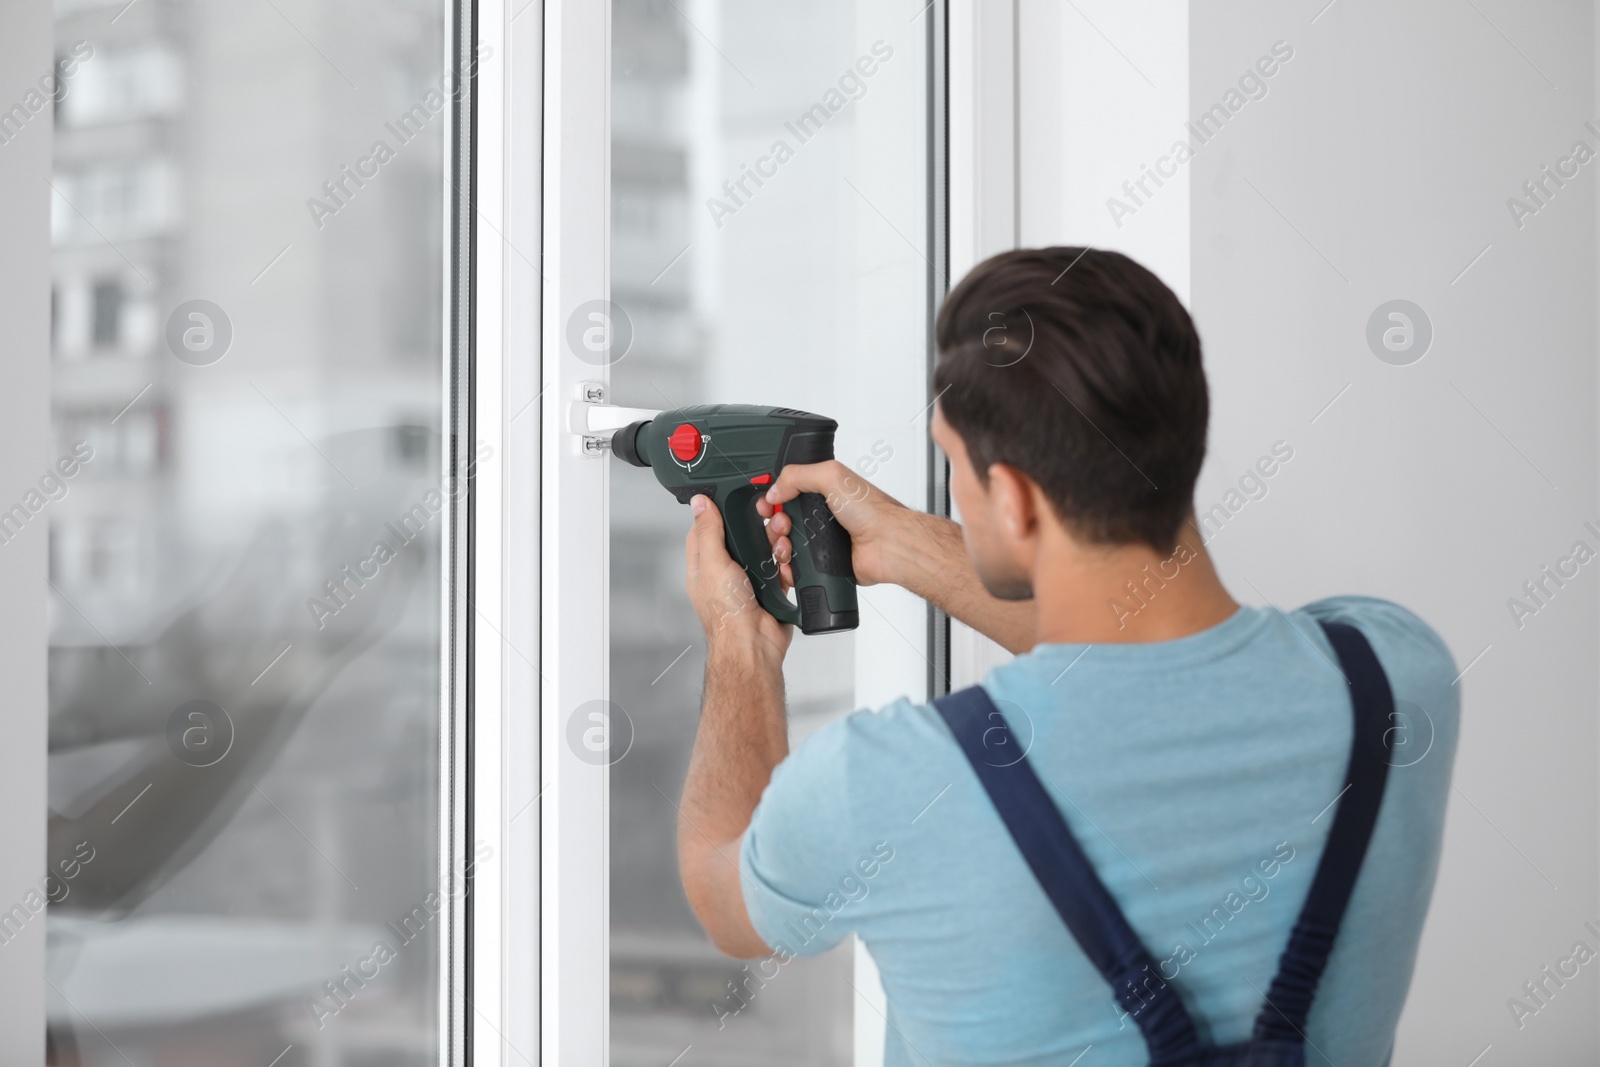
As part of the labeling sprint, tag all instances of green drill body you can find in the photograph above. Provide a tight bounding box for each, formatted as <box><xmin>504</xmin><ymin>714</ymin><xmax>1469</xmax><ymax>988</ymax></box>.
<box><xmin>612</xmin><ymin>404</ymin><xmax>859</xmax><ymax>634</ymax></box>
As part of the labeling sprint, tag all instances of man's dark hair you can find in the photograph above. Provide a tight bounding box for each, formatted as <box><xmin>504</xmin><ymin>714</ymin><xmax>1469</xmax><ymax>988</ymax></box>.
<box><xmin>934</xmin><ymin>247</ymin><xmax>1208</xmax><ymax>552</ymax></box>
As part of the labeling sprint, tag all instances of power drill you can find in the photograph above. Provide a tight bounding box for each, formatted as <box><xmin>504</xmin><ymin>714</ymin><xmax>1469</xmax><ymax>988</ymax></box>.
<box><xmin>611</xmin><ymin>404</ymin><xmax>859</xmax><ymax>634</ymax></box>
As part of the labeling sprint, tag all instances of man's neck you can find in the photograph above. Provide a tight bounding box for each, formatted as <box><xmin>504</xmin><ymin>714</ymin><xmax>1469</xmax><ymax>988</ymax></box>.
<box><xmin>1031</xmin><ymin>521</ymin><xmax>1239</xmax><ymax>645</ymax></box>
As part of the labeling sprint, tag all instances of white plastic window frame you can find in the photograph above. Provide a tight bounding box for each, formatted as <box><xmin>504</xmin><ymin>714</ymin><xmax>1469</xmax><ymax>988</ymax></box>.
<box><xmin>469</xmin><ymin>1</ymin><xmax>1020</xmax><ymax>1063</ymax></box>
<box><xmin>468</xmin><ymin>0</ymin><xmax>540</xmax><ymax>1063</ymax></box>
<box><xmin>538</xmin><ymin>0</ymin><xmax>608</xmax><ymax>1060</ymax></box>
<box><xmin>947</xmin><ymin>0</ymin><xmax>1020</xmax><ymax>688</ymax></box>
<box><xmin>468</xmin><ymin>0</ymin><xmax>602</xmax><ymax>1059</ymax></box>
<box><xmin>0</xmin><ymin>1</ymin><xmax>54</xmax><ymax>1059</ymax></box>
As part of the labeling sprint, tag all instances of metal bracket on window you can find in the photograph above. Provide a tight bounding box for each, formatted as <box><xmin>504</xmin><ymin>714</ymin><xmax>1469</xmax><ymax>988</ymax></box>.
<box><xmin>570</xmin><ymin>381</ymin><xmax>659</xmax><ymax>457</ymax></box>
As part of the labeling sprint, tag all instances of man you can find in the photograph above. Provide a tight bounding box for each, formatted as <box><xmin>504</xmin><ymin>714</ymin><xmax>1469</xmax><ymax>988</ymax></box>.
<box><xmin>676</xmin><ymin>247</ymin><xmax>1457</xmax><ymax>1065</ymax></box>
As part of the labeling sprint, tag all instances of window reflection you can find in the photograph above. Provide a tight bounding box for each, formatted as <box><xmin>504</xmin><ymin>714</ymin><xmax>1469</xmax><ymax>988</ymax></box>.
<box><xmin>609</xmin><ymin>1</ymin><xmax>930</xmax><ymax>1063</ymax></box>
<box><xmin>45</xmin><ymin>1</ymin><xmax>450</xmax><ymax>1064</ymax></box>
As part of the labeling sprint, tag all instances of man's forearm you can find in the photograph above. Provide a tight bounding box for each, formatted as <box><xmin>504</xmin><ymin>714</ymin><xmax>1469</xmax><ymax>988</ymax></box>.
<box><xmin>677</xmin><ymin>637</ymin><xmax>787</xmax><ymax>955</ymax></box>
<box><xmin>682</xmin><ymin>639</ymin><xmax>788</xmax><ymax>840</ymax></box>
<box><xmin>891</xmin><ymin>510</ymin><xmax>1037</xmax><ymax>654</ymax></box>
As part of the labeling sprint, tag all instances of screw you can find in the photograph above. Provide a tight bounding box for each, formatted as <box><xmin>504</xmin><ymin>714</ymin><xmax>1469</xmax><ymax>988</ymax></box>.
<box><xmin>581</xmin><ymin>382</ymin><xmax>605</xmax><ymax>403</ymax></box>
<box><xmin>582</xmin><ymin>436</ymin><xmax>610</xmax><ymax>456</ymax></box>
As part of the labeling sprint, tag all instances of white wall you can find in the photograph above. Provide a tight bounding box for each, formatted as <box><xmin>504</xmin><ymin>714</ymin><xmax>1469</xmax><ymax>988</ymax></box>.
<box><xmin>1190</xmin><ymin>2</ymin><xmax>1598</xmax><ymax>1061</ymax></box>
<box><xmin>0</xmin><ymin>0</ymin><xmax>53</xmax><ymax>1061</ymax></box>
<box><xmin>1018</xmin><ymin>0</ymin><xmax>1189</xmax><ymax>303</ymax></box>
<box><xmin>1021</xmin><ymin>0</ymin><xmax>1600</xmax><ymax>1061</ymax></box>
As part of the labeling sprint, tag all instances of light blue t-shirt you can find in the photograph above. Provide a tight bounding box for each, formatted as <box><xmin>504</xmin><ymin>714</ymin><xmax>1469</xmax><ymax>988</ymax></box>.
<box><xmin>740</xmin><ymin>597</ymin><xmax>1459</xmax><ymax>1067</ymax></box>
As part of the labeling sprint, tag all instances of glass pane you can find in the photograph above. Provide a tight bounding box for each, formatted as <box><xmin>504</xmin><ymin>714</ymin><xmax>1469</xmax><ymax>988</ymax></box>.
<box><xmin>46</xmin><ymin>2</ymin><xmax>453</xmax><ymax>1064</ymax></box>
<box><xmin>609</xmin><ymin>1</ymin><xmax>933</xmax><ymax>1063</ymax></box>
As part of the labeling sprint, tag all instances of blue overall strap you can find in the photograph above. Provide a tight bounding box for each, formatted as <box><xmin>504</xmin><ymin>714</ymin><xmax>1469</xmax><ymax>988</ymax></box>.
<box><xmin>934</xmin><ymin>686</ymin><xmax>1203</xmax><ymax>1065</ymax></box>
<box><xmin>1253</xmin><ymin>620</ymin><xmax>1395</xmax><ymax>1044</ymax></box>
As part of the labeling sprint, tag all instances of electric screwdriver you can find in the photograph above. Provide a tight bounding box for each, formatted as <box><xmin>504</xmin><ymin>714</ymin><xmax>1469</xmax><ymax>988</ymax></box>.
<box><xmin>611</xmin><ymin>404</ymin><xmax>859</xmax><ymax>634</ymax></box>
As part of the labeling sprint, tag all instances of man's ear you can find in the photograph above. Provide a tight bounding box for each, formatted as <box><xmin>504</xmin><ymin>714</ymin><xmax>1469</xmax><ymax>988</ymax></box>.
<box><xmin>986</xmin><ymin>463</ymin><xmax>1039</xmax><ymax>542</ymax></box>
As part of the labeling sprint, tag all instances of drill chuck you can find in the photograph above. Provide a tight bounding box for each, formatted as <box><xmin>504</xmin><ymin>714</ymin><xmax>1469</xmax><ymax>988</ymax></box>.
<box><xmin>612</xmin><ymin>420</ymin><xmax>651</xmax><ymax>468</ymax></box>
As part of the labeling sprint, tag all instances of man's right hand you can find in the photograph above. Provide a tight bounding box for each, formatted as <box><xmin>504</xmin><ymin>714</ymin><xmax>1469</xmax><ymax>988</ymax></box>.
<box><xmin>755</xmin><ymin>460</ymin><xmax>914</xmax><ymax>592</ymax></box>
<box><xmin>757</xmin><ymin>460</ymin><xmax>1038</xmax><ymax>654</ymax></box>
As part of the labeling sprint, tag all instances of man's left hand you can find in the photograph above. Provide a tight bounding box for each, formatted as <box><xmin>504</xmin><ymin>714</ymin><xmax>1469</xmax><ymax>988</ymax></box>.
<box><xmin>685</xmin><ymin>494</ymin><xmax>794</xmax><ymax>662</ymax></box>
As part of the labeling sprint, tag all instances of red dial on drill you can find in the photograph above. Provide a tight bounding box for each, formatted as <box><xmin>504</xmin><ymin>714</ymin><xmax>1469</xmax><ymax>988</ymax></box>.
<box><xmin>668</xmin><ymin>423</ymin><xmax>702</xmax><ymax>462</ymax></box>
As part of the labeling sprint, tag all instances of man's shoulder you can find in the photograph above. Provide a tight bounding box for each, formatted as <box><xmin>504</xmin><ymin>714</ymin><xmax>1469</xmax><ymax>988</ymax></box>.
<box><xmin>784</xmin><ymin>695</ymin><xmax>961</xmax><ymax>787</ymax></box>
<box><xmin>1296</xmin><ymin>595</ymin><xmax>1456</xmax><ymax>679</ymax></box>
<box><xmin>761</xmin><ymin>694</ymin><xmax>978</xmax><ymax>840</ymax></box>
<box><xmin>741</xmin><ymin>696</ymin><xmax>963</xmax><ymax>956</ymax></box>
<box><xmin>1294</xmin><ymin>595</ymin><xmax>1461</xmax><ymax>737</ymax></box>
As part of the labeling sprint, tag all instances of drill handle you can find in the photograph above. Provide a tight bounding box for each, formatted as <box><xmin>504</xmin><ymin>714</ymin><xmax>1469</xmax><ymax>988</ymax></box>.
<box><xmin>721</xmin><ymin>484</ymin><xmax>802</xmax><ymax>627</ymax></box>
<box><xmin>720</xmin><ymin>484</ymin><xmax>859</xmax><ymax>634</ymax></box>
